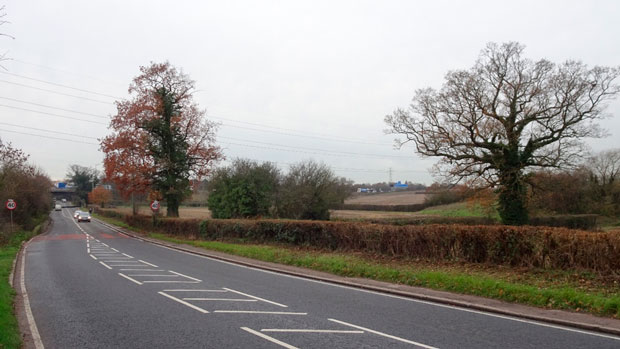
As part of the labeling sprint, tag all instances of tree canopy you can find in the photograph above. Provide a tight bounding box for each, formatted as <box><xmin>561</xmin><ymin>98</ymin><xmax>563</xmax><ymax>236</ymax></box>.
<box><xmin>385</xmin><ymin>42</ymin><xmax>620</xmax><ymax>225</ymax></box>
<box><xmin>101</xmin><ymin>62</ymin><xmax>222</xmax><ymax>217</ymax></box>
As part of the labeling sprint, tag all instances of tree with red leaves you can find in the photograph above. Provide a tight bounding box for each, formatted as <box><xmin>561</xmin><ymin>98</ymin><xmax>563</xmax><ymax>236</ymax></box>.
<box><xmin>88</xmin><ymin>186</ymin><xmax>112</xmax><ymax>208</ymax></box>
<box><xmin>101</xmin><ymin>62</ymin><xmax>222</xmax><ymax>217</ymax></box>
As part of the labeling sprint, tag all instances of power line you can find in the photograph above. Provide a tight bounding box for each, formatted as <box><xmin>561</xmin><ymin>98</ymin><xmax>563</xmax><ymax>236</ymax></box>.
<box><xmin>0</xmin><ymin>79</ymin><xmax>114</xmax><ymax>105</ymax></box>
<box><xmin>221</xmin><ymin>140</ymin><xmax>414</xmax><ymax>160</ymax></box>
<box><xmin>0</xmin><ymin>122</ymin><xmax>100</xmax><ymax>140</ymax></box>
<box><xmin>0</xmin><ymin>71</ymin><xmax>122</xmax><ymax>99</ymax></box>
<box><xmin>219</xmin><ymin>136</ymin><xmax>411</xmax><ymax>159</ymax></box>
<box><xmin>210</xmin><ymin>114</ymin><xmax>393</xmax><ymax>146</ymax></box>
<box><xmin>0</xmin><ymin>104</ymin><xmax>108</xmax><ymax>125</ymax></box>
<box><xmin>8</xmin><ymin>58</ymin><xmax>126</xmax><ymax>87</ymax></box>
<box><xmin>0</xmin><ymin>96</ymin><xmax>110</xmax><ymax>119</ymax></box>
<box><xmin>219</xmin><ymin>122</ymin><xmax>393</xmax><ymax>146</ymax></box>
<box><xmin>0</xmin><ymin>128</ymin><xmax>99</xmax><ymax>145</ymax></box>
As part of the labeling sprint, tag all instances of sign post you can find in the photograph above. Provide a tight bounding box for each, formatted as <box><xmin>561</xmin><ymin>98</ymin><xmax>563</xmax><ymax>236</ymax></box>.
<box><xmin>150</xmin><ymin>200</ymin><xmax>160</xmax><ymax>227</ymax></box>
<box><xmin>6</xmin><ymin>199</ymin><xmax>16</xmax><ymax>233</ymax></box>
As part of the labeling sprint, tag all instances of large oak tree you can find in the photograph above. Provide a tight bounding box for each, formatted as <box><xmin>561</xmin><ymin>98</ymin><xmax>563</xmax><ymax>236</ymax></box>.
<box><xmin>101</xmin><ymin>62</ymin><xmax>222</xmax><ymax>217</ymax></box>
<box><xmin>385</xmin><ymin>42</ymin><xmax>620</xmax><ymax>225</ymax></box>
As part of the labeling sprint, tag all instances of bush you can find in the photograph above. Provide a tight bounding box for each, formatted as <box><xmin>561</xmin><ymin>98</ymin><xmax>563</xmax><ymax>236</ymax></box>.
<box><xmin>207</xmin><ymin>159</ymin><xmax>280</xmax><ymax>218</ymax></box>
<box><xmin>276</xmin><ymin>160</ymin><xmax>350</xmax><ymax>220</ymax></box>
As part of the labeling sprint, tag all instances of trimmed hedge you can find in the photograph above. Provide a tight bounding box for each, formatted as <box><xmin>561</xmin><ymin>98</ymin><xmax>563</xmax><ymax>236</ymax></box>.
<box><xmin>529</xmin><ymin>214</ymin><xmax>598</xmax><ymax>231</ymax></box>
<box><xmin>96</xmin><ymin>208</ymin><xmax>619</xmax><ymax>274</ymax></box>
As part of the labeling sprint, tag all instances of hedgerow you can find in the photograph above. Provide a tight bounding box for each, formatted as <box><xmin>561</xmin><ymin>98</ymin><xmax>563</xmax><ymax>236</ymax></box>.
<box><xmin>96</xmin><ymin>209</ymin><xmax>619</xmax><ymax>273</ymax></box>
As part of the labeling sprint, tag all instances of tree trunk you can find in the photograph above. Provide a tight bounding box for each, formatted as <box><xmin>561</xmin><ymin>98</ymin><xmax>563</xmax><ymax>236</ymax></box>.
<box><xmin>497</xmin><ymin>168</ymin><xmax>528</xmax><ymax>225</ymax></box>
<box><xmin>166</xmin><ymin>195</ymin><xmax>180</xmax><ymax>217</ymax></box>
<box><xmin>131</xmin><ymin>192</ymin><xmax>138</xmax><ymax>215</ymax></box>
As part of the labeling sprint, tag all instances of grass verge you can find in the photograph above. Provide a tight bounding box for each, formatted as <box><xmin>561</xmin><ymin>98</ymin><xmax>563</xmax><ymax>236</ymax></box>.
<box><xmin>94</xmin><ymin>214</ymin><xmax>619</xmax><ymax>318</ymax></box>
<box><xmin>0</xmin><ymin>221</ymin><xmax>45</xmax><ymax>349</ymax></box>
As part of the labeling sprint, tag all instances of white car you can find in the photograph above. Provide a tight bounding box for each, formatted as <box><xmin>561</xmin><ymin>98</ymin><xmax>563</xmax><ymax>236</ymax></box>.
<box><xmin>54</xmin><ymin>204</ymin><xmax>62</xmax><ymax>211</ymax></box>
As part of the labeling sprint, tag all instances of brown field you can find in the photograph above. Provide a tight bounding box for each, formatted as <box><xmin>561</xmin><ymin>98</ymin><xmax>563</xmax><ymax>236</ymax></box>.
<box><xmin>108</xmin><ymin>206</ymin><xmax>212</xmax><ymax>219</ymax></box>
<box><xmin>344</xmin><ymin>191</ymin><xmax>427</xmax><ymax>205</ymax></box>
<box><xmin>330</xmin><ymin>209</ymin><xmax>430</xmax><ymax>220</ymax></box>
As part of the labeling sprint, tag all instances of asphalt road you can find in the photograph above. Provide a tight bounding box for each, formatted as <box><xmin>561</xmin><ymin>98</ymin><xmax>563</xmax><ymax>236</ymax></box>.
<box><xmin>22</xmin><ymin>208</ymin><xmax>620</xmax><ymax>348</ymax></box>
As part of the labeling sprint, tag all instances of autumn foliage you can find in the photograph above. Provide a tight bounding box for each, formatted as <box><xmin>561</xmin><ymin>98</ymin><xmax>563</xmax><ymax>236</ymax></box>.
<box><xmin>88</xmin><ymin>186</ymin><xmax>112</xmax><ymax>208</ymax></box>
<box><xmin>101</xmin><ymin>62</ymin><xmax>222</xmax><ymax>216</ymax></box>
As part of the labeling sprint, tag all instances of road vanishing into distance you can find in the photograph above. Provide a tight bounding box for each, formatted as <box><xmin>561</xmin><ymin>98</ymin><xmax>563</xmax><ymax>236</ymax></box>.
<box><xmin>20</xmin><ymin>208</ymin><xmax>620</xmax><ymax>348</ymax></box>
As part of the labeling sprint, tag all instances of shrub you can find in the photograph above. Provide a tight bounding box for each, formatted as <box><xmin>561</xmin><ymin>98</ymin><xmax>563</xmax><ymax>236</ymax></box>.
<box><xmin>276</xmin><ymin>160</ymin><xmax>349</xmax><ymax>220</ymax></box>
<box><xmin>207</xmin><ymin>159</ymin><xmax>280</xmax><ymax>219</ymax></box>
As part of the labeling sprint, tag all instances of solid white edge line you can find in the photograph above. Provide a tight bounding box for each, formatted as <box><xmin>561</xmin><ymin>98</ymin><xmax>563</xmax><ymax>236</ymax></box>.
<box><xmin>89</xmin><ymin>254</ymin><xmax>97</xmax><ymax>260</ymax></box>
<box><xmin>128</xmin><ymin>275</ymin><xmax>179</xmax><ymax>277</ymax></box>
<box><xmin>328</xmin><ymin>318</ymin><xmax>438</xmax><ymax>349</ymax></box>
<box><xmin>122</xmin><ymin>253</ymin><xmax>133</xmax><ymax>258</ymax></box>
<box><xmin>20</xmin><ymin>244</ymin><xmax>44</xmax><ymax>349</ymax></box>
<box><xmin>222</xmin><ymin>287</ymin><xmax>288</xmax><ymax>308</ymax></box>
<box><xmin>215</xmin><ymin>311</ymin><xmax>307</xmax><ymax>315</ymax></box>
<box><xmin>158</xmin><ymin>292</ymin><xmax>209</xmax><ymax>313</ymax></box>
<box><xmin>168</xmin><ymin>270</ymin><xmax>202</xmax><ymax>282</ymax></box>
<box><xmin>111</xmin><ymin>248</ymin><xmax>119</xmax><ymax>252</ymax></box>
<box><xmin>139</xmin><ymin>259</ymin><xmax>158</xmax><ymax>267</ymax></box>
<box><xmin>99</xmin><ymin>262</ymin><xmax>113</xmax><ymax>270</ymax></box>
<box><xmin>151</xmin><ymin>243</ymin><xmax>620</xmax><ymax>341</ymax></box>
<box><xmin>261</xmin><ymin>329</ymin><xmax>364</xmax><ymax>334</ymax></box>
<box><xmin>118</xmin><ymin>273</ymin><xmax>143</xmax><ymax>285</ymax></box>
<box><xmin>241</xmin><ymin>327</ymin><xmax>298</xmax><ymax>349</ymax></box>
<box><xmin>120</xmin><ymin>269</ymin><xmax>165</xmax><ymax>271</ymax></box>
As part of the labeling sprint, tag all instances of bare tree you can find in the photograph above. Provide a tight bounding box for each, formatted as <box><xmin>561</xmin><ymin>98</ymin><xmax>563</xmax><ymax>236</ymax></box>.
<box><xmin>0</xmin><ymin>5</ymin><xmax>14</xmax><ymax>69</ymax></box>
<box><xmin>587</xmin><ymin>149</ymin><xmax>620</xmax><ymax>186</ymax></box>
<box><xmin>385</xmin><ymin>42</ymin><xmax>620</xmax><ymax>225</ymax></box>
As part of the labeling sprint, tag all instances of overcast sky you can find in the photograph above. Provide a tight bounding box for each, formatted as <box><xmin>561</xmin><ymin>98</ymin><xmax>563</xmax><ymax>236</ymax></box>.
<box><xmin>1</xmin><ymin>0</ymin><xmax>619</xmax><ymax>184</ymax></box>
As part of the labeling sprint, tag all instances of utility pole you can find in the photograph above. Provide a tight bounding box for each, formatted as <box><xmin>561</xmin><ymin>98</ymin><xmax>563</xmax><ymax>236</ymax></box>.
<box><xmin>388</xmin><ymin>167</ymin><xmax>393</xmax><ymax>184</ymax></box>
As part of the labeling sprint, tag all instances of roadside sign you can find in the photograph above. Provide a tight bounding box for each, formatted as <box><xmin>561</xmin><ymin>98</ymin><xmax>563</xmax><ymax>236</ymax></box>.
<box><xmin>150</xmin><ymin>200</ymin><xmax>160</xmax><ymax>212</ymax></box>
<box><xmin>6</xmin><ymin>199</ymin><xmax>16</xmax><ymax>210</ymax></box>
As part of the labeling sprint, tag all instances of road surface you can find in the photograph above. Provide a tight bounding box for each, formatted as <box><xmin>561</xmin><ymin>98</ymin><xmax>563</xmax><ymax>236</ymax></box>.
<box><xmin>21</xmin><ymin>208</ymin><xmax>620</xmax><ymax>348</ymax></box>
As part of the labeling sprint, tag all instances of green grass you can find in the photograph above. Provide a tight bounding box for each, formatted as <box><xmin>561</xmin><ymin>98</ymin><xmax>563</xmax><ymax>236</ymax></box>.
<box><xmin>418</xmin><ymin>202</ymin><xmax>500</xmax><ymax>219</ymax></box>
<box><xmin>150</xmin><ymin>233</ymin><xmax>619</xmax><ymax>318</ymax></box>
<box><xmin>0</xmin><ymin>222</ymin><xmax>45</xmax><ymax>349</ymax></box>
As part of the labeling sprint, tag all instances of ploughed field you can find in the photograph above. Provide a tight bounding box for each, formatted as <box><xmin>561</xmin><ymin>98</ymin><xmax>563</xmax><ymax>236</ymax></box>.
<box><xmin>344</xmin><ymin>191</ymin><xmax>427</xmax><ymax>205</ymax></box>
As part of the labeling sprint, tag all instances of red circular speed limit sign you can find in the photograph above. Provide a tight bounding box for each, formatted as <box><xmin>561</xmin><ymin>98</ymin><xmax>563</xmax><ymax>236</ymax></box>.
<box><xmin>150</xmin><ymin>200</ymin><xmax>160</xmax><ymax>211</ymax></box>
<box><xmin>6</xmin><ymin>199</ymin><xmax>16</xmax><ymax>210</ymax></box>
